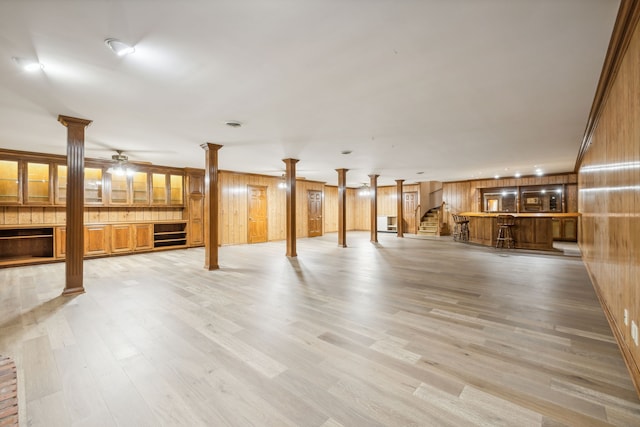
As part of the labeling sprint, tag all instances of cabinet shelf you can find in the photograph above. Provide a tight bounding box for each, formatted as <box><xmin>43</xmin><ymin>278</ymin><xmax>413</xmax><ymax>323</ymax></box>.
<box><xmin>0</xmin><ymin>227</ymin><xmax>54</xmax><ymax>264</ymax></box>
<box><xmin>153</xmin><ymin>223</ymin><xmax>187</xmax><ymax>249</ymax></box>
<box><xmin>0</xmin><ymin>234</ymin><xmax>53</xmax><ymax>240</ymax></box>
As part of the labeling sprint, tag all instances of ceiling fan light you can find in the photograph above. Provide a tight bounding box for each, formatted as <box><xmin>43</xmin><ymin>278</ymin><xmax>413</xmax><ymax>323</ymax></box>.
<box><xmin>105</xmin><ymin>38</ymin><xmax>135</xmax><ymax>56</ymax></box>
<box><xmin>12</xmin><ymin>57</ymin><xmax>44</xmax><ymax>72</ymax></box>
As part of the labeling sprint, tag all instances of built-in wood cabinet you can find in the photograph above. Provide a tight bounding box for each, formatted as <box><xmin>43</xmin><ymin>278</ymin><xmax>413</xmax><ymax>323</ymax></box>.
<box><xmin>84</xmin><ymin>225</ymin><xmax>108</xmax><ymax>256</ymax></box>
<box><xmin>185</xmin><ymin>169</ymin><xmax>204</xmax><ymax>247</ymax></box>
<box><xmin>0</xmin><ymin>150</ymin><xmax>184</xmax><ymax>208</ymax></box>
<box><xmin>56</xmin><ymin>164</ymin><xmax>67</xmax><ymax>204</ymax></box>
<box><xmin>109</xmin><ymin>173</ymin><xmax>128</xmax><ymax>205</ymax></box>
<box><xmin>0</xmin><ymin>226</ymin><xmax>54</xmax><ymax>265</ymax></box>
<box><xmin>55</xmin><ymin>227</ymin><xmax>66</xmax><ymax>258</ymax></box>
<box><xmin>0</xmin><ymin>159</ymin><xmax>21</xmax><ymax>204</ymax></box>
<box><xmin>151</xmin><ymin>173</ymin><xmax>167</xmax><ymax>205</ymax></box>
<box><xmin>111</xmin><ymin>224</ymin><xmax>133</xmax><ymax>253</ymax></box>
<box><xmin>133</xmin><ymin>224</ymin><xmax>154</xmax><ymax>251</ymax></box>
<box><xmin>132</xmin><ymin>172</ymin><xmax>149</xmax><ymax>205</ymax></box>
<box><xmin>151</xmin><ymin>172</ymin><xmax>184</xmax><ymax>206</ymax></box>
<box><xmin>552</xmin><ymin>217</ymin><xmax>578</xmax><ymax>241</ymax></box>
<box><xmin>153</xmin><ymin>222</ymin><xmax>187</xmax><ymax>249</ymax></box>
<box><xmin>0</xmin><ymin>221</ymin><xmax>186</xmax><ymax>267</ymax></box>
<box><xmin>108</xmin><ymin>170</ymin><xmax>150</xmax><ymax>206</ymax></box>
<box><xmin>25</xmin><ymin>162</ymin><xmax>51</xmax><ymax>204</ymax></box>
<box><xmin>84</xmin><ymin>167</ymin><xmax>104</xmax><ymax>205</ymax></box>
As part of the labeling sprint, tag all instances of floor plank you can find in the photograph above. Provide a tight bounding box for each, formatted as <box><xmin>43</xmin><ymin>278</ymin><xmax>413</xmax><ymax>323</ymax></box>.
<box><xmin>1</xmin><ymin>232</ymin><xmax>639</xmax><ymax>426</ymax></box>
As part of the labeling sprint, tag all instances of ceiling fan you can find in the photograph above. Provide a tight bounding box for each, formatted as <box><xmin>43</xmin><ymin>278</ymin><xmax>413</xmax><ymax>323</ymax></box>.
<box><xmin>107</xmin><ymin>150</ymin><xmax>135</xmax><ymax>176</ymax></box>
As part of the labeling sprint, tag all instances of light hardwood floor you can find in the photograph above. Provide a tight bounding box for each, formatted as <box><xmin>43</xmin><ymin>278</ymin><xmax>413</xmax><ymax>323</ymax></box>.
<box><xmin>1</xmin><ymin>232</ymin><xmax>639</xmax><ymax>426</ymax></box>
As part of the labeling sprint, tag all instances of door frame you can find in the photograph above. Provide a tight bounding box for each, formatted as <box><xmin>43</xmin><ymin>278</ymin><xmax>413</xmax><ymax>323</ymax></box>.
<box><xmin>403</xmin><ymin>191</ymin><xmax>419</xmax><ymax>234</ymax></box>
<box><xmin>247</xmin><ymin>184</ymin><xmax>268</xmax><ymax>243</ymax></box>
<box><xmin>307</xmin><ymin>189</ymin><xmax>323</xmax><ymax>237</ymax></box>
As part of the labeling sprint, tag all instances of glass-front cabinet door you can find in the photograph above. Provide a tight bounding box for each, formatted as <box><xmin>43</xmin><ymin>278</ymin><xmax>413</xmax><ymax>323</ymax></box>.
<box><xmin>0</xmin><ymin>159</ymin><xmax>20</xmax><ymax>203</ymax></box>
<box><xmin>85</xmin><ymin>167</ymin><xmax>103</xmax><ymax>204</ymax></box>
<box><xmin>132</xmin><ymin>171</ymin><xmax>149</xmax><ymax>204</ymax></box>
<box><xmin>56</xmin><ymin>164</ymin><xmax>67</xmax><ymax>204</ymax></box>
<box><xmin>26</xmin><ymin>162</ymin><xmax>50</xmax><ymax>204</ymax></box>
<box><xmin>110</xmin><ymin>172</ymin><xmax>128</xmax><ymax>204</ymax></box>
<box><xmin>170</xmin><ymin>174</ymin><xmax>183</xmax><ymax>205</ymax></box>
<box><xmin>151</xmin><ymin>173</ymin><xmax>167</xmax><ymax>205</ymax></box>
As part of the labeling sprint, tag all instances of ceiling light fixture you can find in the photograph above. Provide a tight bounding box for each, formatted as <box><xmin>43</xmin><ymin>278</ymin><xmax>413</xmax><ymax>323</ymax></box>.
<box><xmin>104</xmin><ymin>38</ymin><xmax>135</xmax><ymax>56</ymax></box>
<box><xmin>225</xmin><ymin>121</ymin><xmax>242</xmax><ymax>128</ymax></box>
<box><xmin>535</xmin><ymin>168</ymin><xmax>544</xmax><ymax>176</ymax></box>
<box><xmin>515</xmin><ymin>172</ymin><xmax>521</xmax><ymax>178</ymax></box>
<box><xmin>106</xmin><ymin>150</ymin><xmax>135</xmax><ymax>176</ymax></box>
<box><xmin>12</xmin><ymin>57</ymin><xmax>44</xmax><ymax>72</ymax></box>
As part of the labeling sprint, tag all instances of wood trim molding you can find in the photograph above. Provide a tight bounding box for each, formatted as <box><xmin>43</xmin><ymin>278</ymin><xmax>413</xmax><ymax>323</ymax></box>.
<box><xmin>201</xmin><ymin>142</ymin><xmax>222</xmax><ymax>270</ymax></box>
<box><xmin>284</xmin><ymin>158</ymin><xmax>299</xmax><ymax>257</ymax></box>
<box><xmin>58</xmin><ymin>115</ymin><xmax>92</xmax><ymax>295</ymax></box>
<box><xmin>583</xmin><ymin>261</ymin><xmax>640</xmax><ymax>397</ymax></box>
<box><xmin>575</xmin><ymin>0</ymin><xmax>640</xmax><ymax>170</ymax></box>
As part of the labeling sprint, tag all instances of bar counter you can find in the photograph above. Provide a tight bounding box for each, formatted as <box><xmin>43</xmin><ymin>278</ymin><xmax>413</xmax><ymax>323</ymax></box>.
<box><xmin>459</xmin><ymin>212</ymin><xmax>580</xmax><ymax>250</ymax></box>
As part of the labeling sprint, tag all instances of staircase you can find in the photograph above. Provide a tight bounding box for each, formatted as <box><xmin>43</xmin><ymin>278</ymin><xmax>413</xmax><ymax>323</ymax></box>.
<box><xmin>418</xmin><ymin>210</ymin><xmax>440</xmax><ymax>236</ymax></box>
<box><xmin>418</xmin><ymin>203</ymin><xmax>450</xmax><ymax>236</ymax></box>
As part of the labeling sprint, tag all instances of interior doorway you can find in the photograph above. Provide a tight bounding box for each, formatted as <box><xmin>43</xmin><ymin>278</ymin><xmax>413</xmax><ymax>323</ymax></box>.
<box><xmin>403</xmin><ymin>191</ymin><xmax>418</xmax><ymax>234</ymax></box>
<box><xmin>308</xmin><ymin>190</ymin><xmax>323</xmax><ymax>237</ymax></box>
<box><xmin>248</xmin><ymin>185</ymin><xmax>268</xmax><ymax>243</ymax></box>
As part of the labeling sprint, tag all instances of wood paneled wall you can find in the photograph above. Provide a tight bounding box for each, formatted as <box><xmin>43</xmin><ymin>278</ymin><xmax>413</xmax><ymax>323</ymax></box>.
<box><xmin>376</xmin><ymin>184</ymin><xmax>420</xmax><ymax>216</ymax></box>
<box><xmin>324</xmin><ymin>185</ymin><xmax>338</xmax><ymax>233</ymax></box>
<box><xmin>296</xmin><ymin>180</ymin><xmax>325</xmax><ymax>238</ymax></box>
<box><xmin>578</xmin><ymin>11</ymin><xmax>640</xmax><ymax>394</ymax></box>
<box><xmin>442</xmin><ymin>174</ymin><xmax>578</xmax><ymax>228</ymax></box>
<box><xmin>218</xmin><ymin>171</ymin><xmax>327</xmax><ymax>245</ymax></box>
<box><xmin>347</xmin><ymin>188</ymin><xmax>370</xmax><ymax>231</ymax></box>
<box><xmin>0</xmin><ymin>206</ymin><xmax>183</xmax><ymax>225</ymax></box>
<box><xmin>218</xmin><ymin>171</ymin><xmax>285</xmax><ymax>245</ymax></box>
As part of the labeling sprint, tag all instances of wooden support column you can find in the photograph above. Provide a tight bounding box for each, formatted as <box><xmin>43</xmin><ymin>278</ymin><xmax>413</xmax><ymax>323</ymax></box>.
<box><xmin>396</xmin><ymin>179</ymin><xmax>404</xmax><ymax>238</ymax></box>
<box><xmin>369</xmin><ymin>174</ymin><xmax>379</xmax><ymax>243</ymax></box>
<box><xmin>58</xmin><ymin>115</ymin><xmax>92</xmax><ymax>296</ymax></box>
<box><xmin>336</xmin><ymin>169</ymin><xmax>348</xmax><ymax>247</ymax></box>
<box><xmin>201</xmin><ymin>143</ymin><xmax>223</xmax><ymax>270</ymax></box>
<box><xmin>284</xmin><ymin>158</ymin><xmax>299</xmax><ymax>257</ymax></box>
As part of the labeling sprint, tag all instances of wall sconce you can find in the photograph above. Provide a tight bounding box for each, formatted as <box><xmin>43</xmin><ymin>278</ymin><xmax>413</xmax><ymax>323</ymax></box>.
<box><xmin>278</xmin><ymin>173</ymin><xmax>287</xmax><ymax>189</ymax></box>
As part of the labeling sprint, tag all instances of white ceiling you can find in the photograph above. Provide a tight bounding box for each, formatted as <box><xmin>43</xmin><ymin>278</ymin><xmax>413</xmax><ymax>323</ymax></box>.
<box><xmin>0</xmin><ymin>0</ymin><xmax>619</xmax><ymax>187</ymax></box>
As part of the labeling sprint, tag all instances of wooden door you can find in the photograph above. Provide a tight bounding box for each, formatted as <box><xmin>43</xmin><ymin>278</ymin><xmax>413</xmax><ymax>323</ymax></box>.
<box><xmin>403</xmin><ymin>192</ymin><xmax>418</xmax><ymax>234</ymax></box>
<box><xmin>308</xmin><ymin>190</ymin><xmax>322</xmax><ymax>237</ymax></box>
<box><xmin>247</xmin><ymin>185</ymin><xmax>267</xmax><ymax>243</ymax></box>
<box><xmin>188</xmin><ymin>195</ymin><xmax>204</xmax><ymax>246</ymax></box>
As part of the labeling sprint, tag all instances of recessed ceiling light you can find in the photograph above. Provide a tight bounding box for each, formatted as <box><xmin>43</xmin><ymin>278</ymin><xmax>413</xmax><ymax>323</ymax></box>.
<box><xmin>105</xmin><ymin>38</ymin><xmax>135</xmax><ymax>56</ymax></box>
<box><xmin>341</xmin><ymin>150</ymin><xmax>352</xmax><ymax>155</ymax></box>
<box><xmin>535</xmin><ymin>168</ymin><xmax>543</xmax><ymax>176</ymax></box>
<box><xmin>225</xmin><ymin>121</ymin><xmax>242</xmax><ymax>128</ymax></box>
<box><xmin>12</xmin><ymin>57</ymin><xmax>44</xmax><ymax>72</ymax></box>
<box><xmin>494</xmin><ymin>175</ymin><xmax>500</xmax><ymax>179</ymax></box>
<box><xmin>515</xmin><ymin>172</ymin><xmax>521</xmax><ymax>178</ymax></box>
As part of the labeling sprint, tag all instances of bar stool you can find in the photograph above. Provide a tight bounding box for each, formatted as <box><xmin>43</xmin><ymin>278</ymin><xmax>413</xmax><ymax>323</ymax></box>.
<box><xmin>495</xmin><ymin>215</ymin><xmax>515</xmax><ymax>249</ymax></box>
<box><xmin>453</xmin><ymin>214</ymin><xmax>469</xmax><ymax>242</ymax></box>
